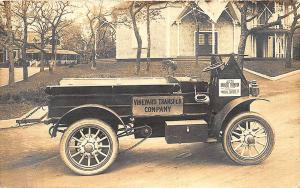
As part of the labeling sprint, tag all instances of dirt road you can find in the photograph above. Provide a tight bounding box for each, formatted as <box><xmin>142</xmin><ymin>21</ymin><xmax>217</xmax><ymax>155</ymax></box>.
<box><xmin>0</xmin><ymin>74</ymin><xmax>299</xmax><ymax>188</ymax></box>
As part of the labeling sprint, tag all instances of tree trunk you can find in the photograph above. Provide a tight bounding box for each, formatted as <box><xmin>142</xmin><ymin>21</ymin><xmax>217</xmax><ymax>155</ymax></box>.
<box><xmin>4</xmin><ymin>1</ymin><xmax>15</xmax><ymax>86</ymax></box>
<box><xmin>40</xmin><ymin>35</ymin><xmax>45</xmax><ymax>72</ymax></box>
<box><xmin>237</xmin><ymin>32</ymin><xmax>249</xmax><ymax>70</ymax></box>
<box><xmin>50</xmin><ymin>28</ymin><xmax>56</xmax><ymax>72</ymax></box>
<box><xmin>236</xmin><ymin>4</ymin><xmax>249</xmax><ymax>70</ymax></box>
<box><xmin>146</xmin><ymin>5</ymin><xmax>151</xmax><ymax>73</ymax></box>
<box><xmin>130</xmin><ymin>6</ymin><xmax>142</xmax><ymax>75</ymax></box>
<box><xmin>89</xmin><ymin>19</ymin><xmax>96</xmax><ymax>69</ymax></box>
<box><xmin>285</xmin><ymin>32</ymin><xmax>293</xmax><ymax>68</ymax></box>
<box><xmin>285</xmin><ymin>15</ymin><xmax>300</xmax><ymax>68</ymax></box>
<box><xmin>91</xmin><ymin>33</ymin><xmax>96</xmax><ymax>69</ymax></box>
<box><xmin>195</xmin><ymin>24</ymin><xmax>199</xmax><ymax>65</ymax></box>
<box><xmin>22</xmin><ymin>21</ymin><xmax>28</xmax><ymax>81</ymax></box>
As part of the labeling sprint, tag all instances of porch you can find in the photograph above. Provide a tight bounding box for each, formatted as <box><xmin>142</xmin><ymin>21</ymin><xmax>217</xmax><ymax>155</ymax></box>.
<box><xmin>249</xmin><ymin>29</ymin><xmax>289</xmax><ymax>59</ymax></box>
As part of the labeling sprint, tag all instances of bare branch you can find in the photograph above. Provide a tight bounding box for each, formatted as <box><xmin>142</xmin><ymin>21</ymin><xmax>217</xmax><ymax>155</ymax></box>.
<box><xmin>250</xmin><ymin>3</ymin><xmax>300</xmax><ymax>33</ymax></box>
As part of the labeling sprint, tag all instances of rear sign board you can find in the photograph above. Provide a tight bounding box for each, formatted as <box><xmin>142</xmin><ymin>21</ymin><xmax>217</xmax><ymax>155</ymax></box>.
<box><xmin>219</xmin><ymin>79</ymin><xmax>241</xmax><ymax>97</ymax></box>
<box><xmin>132</xmin><ymin>96</ymin><xmax>183</xmax><ymax>116</ymax></box>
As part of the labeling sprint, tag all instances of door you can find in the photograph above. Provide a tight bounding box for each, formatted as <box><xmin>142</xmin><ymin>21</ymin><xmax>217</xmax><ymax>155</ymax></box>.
<box><xmin>196</xmin><ymin>32</ymin><xmax>218</xmax><ymax>56</ymax></box>
<box><xmin>256</xmin><ymin>35</ymin><xmax>264</xmax><ymax>58</ymax></box>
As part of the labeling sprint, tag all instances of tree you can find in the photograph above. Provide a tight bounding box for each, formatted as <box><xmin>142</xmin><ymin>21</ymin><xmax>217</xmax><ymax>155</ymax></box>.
<box><xmin>14</xmin><ymin>1</ymin><xmax>38</xmax><ymax>80</ymax></box>
<box><xmin>60</xmin><ymin>23</ymin><xmax>86</xmax><ymax>54</ymax></box>
<box><xmin>191</xmin><ymin>2</ymin><xmax>200</xmax><ymax>66</ymax></box>
<box><xmin>235</xmin><ymin>1</ymin><xmax>300</xmax><ymax>68</ymax></box>
<box><xmin>129</xmin><ymin>2</ymin><xmax>146</xmax><ymax>75</ymax></box>
<box><xmin>113</xmin><ymin>1</ymin><xmax>169</xmax><ymax>75</ymax></box>
<box><xmin>112</xmin><ymin>1</ymin><xmax>143</xmax><ymax>74</ymax></box>
<box><xmin>86</xmin><ymin>4</ymin><xmax>100</xmax><ymax>69</ymax></box>
<box><xmin>41</xmin><ymin>1</ymin><xmax>72</xmax><ymax>72</ymax></box>
<box><xmin>3</xmin><ymin>1</ymin><xmax>15</xmax><ymax>85</ymax></box>
<box><xmin>144</xmin><ymin>2</ymin><xmax>169</xmax><ymax>72</ymax></box>
<box><xmin>0</xmin><ymin>7</ymin><xmax>4</xmax><ymax>36</ymax></box>
<box><xmin>32</xmin><ymin>2</ymin><xmax>50</xmax><ymax>72</ymax></box>
<box><xmin>145</xmin><ymin>4</ymin><xmax>151</xmax><ymax>73</ymax></box>
<box><xmin>86</xmin><ymin>1</ymin><xmax>114</xmax><ymax>69</ymax></box>
<box><xmin>285</xmin><ymin>2</ymin><xmax>300</xmax><ymax>67</ymax></box>
<box><xmin>96</xmin><ymin>23</ymin><xmax>116</xmax><ymax>58</ymax></box>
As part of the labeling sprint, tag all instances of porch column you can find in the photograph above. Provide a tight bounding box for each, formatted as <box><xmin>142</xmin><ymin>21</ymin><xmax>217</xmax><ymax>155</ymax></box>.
<box><xmin>233</xmin><ymin>21</ymin><xmax>236</xmax><ymax>53</ymax></box>
<box><xmin>275</xmin><ymin>33</ymin><xmax>278</xmax><ymax>58</ymax></box>
<box><xmin>283</xmin><ymin>33</ymin><xmax>288</xmax><ymax>58</ymax></box>
<box><xmin>177</xmin><ymin>20</ymin><xmax>181</xmax><ymax>56</ymax></box>
<box><xmin>211</xmin><ymin>22</ymin><xmax>215</xmax><ymax>54</ymax></box>
<box><xmin>251</xmin><ymin>35</ymin><xmax>253</xmax><ymax>57</ymax></box>
<box><xmin>195</xmin><ymin>24</ymin><xmax>199</xmax><ymax>63</ymax></box>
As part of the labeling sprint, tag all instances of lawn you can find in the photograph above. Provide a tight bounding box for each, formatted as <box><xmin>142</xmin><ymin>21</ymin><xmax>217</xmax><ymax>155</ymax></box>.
<box><xmin>0</xmin><ymin>61</ymin><xmax>210</xmax><ymax>120</ymax></box>
<box><xmin>244</xmin><ymin>60</ymin><xmax>300</xmax><ymax>77</ymax></box>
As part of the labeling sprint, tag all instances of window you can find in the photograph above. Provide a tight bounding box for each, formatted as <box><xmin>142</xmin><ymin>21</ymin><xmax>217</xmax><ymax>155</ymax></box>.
<box><xmin>199</xmin><ymin>34</ymin><xmax>205</xmax><ymax>45</ymax></box>
<box><xmin>207</xmin><ymin>34</ymin><xmax>212</xmax><ymax>45</ymax></box>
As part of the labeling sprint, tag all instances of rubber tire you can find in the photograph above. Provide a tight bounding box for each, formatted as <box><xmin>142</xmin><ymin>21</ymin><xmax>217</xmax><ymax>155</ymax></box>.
<box><xmin>222</xmin><ymin>112</ymin><xmax>275</xmax><ymax>165</ymax></box>
<box><xmin>60</xmin><ymin>119</ymin><xmax>119</xmax><ymax>175</ymax></box>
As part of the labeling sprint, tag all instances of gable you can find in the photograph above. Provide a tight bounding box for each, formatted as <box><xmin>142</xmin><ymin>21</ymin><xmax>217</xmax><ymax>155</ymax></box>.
<box><xmin>198</xmin><ymin>1</ymin><xmax>228</xmax><ymax>22</ymax></box>
<box><xmin>174</xmin><ymin>1</ymin><xmax>240</xmax><ymax>23</ymax></box>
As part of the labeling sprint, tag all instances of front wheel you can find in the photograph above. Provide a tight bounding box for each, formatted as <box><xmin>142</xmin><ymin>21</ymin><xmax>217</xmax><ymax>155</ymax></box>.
<box><xmin>60</xmin><ymin>119</ymin><xmax>119</xmax><ymax>175</ymax></box>
<box><xmin>222</xmin><ymin>112</ymin><xmax>274</xmax><ymax>165</ymax></box>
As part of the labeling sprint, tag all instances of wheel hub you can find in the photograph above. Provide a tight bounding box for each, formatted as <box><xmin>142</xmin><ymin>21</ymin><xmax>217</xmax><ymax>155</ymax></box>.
<box><xmin>84</xmin><ymin>143</ymin><xmax>95</xmax><ymax>153</ymax></box>
<box><xmin>229</xmin><ymin>119</ymin><xmax>270</xmax><ymax>159</ymax></box>
<box><xmin>245</xmin><ymin>135</ymin><xmax>255</xmax><ymax>145</ymax></box>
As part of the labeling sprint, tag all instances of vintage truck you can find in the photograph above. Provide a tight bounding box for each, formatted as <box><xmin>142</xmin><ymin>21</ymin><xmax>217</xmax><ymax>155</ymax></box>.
<box><xmin>44</xmin><ymin>54</ymin><xmax>274</xmax><ymax>175</ymax></box>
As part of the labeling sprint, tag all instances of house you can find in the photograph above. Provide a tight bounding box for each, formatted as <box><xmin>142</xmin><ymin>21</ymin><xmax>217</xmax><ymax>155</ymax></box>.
<box><xmin>0</xmin><ymin>46</ymin><xmax>20</xmax><ymax>66</ymax></box>
<box><xmin>116</xmin><ymin>1</ymin><xmax>299</xmax><ymax>61</ymax></box>
<box><xmin>0</xmin><ymin>32</ymin><xmax>79</xmax><ymax>66</ymax></box>
<box><xmin>246</xmin><ymin>1</ymin><xmax>297</xmax><ymax>59</ymax></box>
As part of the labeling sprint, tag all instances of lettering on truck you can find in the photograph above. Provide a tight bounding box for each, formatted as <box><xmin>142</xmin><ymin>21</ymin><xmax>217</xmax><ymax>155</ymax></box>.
<box><xmin>132</xmin><ymin>96</ymin><xmax>183</xmax><ymax>116</ymax></box>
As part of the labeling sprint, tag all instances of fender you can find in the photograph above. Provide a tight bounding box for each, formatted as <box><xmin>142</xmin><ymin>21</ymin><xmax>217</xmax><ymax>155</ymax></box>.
<box><xmin>210</xmin><ymin>97</ymin><xmax>269</xmax><ymax>136</ymax></box>
<box><xmin>51</xmin><ymin>104</ymin><xmax>124</xmax><ymax>137</ymax></box>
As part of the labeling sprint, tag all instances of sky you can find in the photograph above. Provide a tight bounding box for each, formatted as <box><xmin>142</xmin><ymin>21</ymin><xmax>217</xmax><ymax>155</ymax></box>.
<box><xmin>66</xmin><ymin>0</ymin><xmax>122</xmax><ymax>38</ymax></box>
<box><xmin>71</xmin><ymin>0</ymin><xmax>121</xmax><ymax>23</ymax></box>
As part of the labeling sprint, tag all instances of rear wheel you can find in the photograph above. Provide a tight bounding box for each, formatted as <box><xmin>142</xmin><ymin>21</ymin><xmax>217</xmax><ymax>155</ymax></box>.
<box><xmin>60</xmin><ymin>119</ymin><xmax>118</xmax><ymax>175</ymax></box>
<box><xmin>222</xmin><ymin>112</ymin><xmax>274</xmax><ymax>165</ymax></box>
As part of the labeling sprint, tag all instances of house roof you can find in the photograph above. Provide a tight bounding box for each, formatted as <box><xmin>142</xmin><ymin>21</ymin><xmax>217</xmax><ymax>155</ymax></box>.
<box><xmin>196</xmin><ymin>1</ymin><xmax>229</xmax><ymax>22</ymax></box>
<box><xmin>27</xmin><ymin>48</ymin><xmax>78</xmax><ymax>55</ymax></box>
<box><xmin>176</xmin><ymin>1</ymin><xmax>238</xmax><ymax>23</ymax></box>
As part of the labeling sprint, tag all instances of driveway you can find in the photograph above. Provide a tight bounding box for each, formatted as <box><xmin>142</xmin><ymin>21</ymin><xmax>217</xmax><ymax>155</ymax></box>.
<box><xmin>0</xmin><ymin>67</ymin><xmax>40</xmax><ymax>87</ymax></box>
<box><xmin>0</xmin><ymin>73</ymin><xmax>299</xmax><ymax>188</ymax></box>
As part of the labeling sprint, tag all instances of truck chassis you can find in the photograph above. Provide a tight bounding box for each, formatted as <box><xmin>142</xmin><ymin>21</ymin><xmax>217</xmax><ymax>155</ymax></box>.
<box><xmin>39</xmin><ymin>54</ymin><xmax>275</xmax><ymax>175</ymax></box>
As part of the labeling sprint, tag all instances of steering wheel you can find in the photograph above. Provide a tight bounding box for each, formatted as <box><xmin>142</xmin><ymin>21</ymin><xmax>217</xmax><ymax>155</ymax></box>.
<box><xmin>202</xmin><ymin>62</ymin><xmax>224</xmax><ymax>72</ymax></box>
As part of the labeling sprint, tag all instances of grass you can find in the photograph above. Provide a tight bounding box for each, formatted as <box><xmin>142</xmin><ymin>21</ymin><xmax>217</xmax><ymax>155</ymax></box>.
<box><xmin>0</xmin><ymin>61</ymin><xmax>210</xmax><ymax>120</ymax></box>
<box><xmin>244</xmin><ymin>60</ymin><xmax>300</xmax><ymax>77</ymax></box>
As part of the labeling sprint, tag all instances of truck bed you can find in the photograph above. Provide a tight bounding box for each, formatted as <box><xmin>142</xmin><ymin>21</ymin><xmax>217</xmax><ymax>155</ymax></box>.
<box><xmin>59</xmin><ymin>77</ymin><xmax>177</xmax><ymax>86</ymax></box>
<box><xmin>46</xmin><ymin>77</ymin><xmax>209</xmax><ymax>118</ymax></box>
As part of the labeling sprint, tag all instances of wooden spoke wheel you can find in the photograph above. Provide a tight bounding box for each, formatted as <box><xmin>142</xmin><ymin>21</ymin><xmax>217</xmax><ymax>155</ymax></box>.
<box><xmin>222</xmin><ymin>112</ymin><xmax>275</xmax><ymax>165</ymax></box>
<box><xmin>60</xmin><ymin>119</ymin><xmax>118</xmax><ymax>175</ymax></box>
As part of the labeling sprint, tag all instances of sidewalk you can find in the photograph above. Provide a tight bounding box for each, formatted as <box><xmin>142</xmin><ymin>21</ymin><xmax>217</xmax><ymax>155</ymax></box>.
<box><xmin>0</xmin><ymin>67</ymin><xmax>41</xmax><ymax>87</ymax></box>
